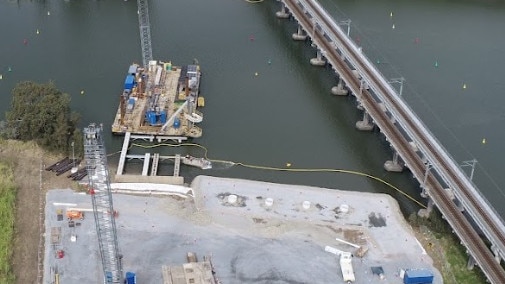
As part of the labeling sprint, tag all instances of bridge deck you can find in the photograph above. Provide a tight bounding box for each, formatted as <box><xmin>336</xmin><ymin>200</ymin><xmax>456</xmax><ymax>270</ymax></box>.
<box><xmin>279</xmin><ymin>0</ymin><xmax>505</xmax><ymax>282</ymax></box>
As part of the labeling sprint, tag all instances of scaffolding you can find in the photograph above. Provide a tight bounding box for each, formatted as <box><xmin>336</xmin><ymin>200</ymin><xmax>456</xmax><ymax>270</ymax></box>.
<box><xmin>84</xmin><ymin>123</ymin><xmax>123</xmax><ymax>284</ymax></box>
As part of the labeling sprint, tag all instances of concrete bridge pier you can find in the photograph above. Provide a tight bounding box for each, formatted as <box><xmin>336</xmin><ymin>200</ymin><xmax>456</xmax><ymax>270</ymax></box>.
<box><xmin>492</xmin><ymin>245</ymin><xmax>502</xmax><ymax>263</ymax></box>
<box><xmin>418</xmin><ymin>198</ymin><xmax>434</xmax><ymax>218</ymax></box>
<box><xmin>310</xmin><ymin>50</ymin><xmax>326</xmax><ymax>66</ymax></box>
<box><xmin>331</xmin><ymin>78</ymin><xmax>348</xmax><ymax>96</ymax></box>
<box><xmin>356</xmin><ymin>111</ymin><xmax>374</xmax><ymax>131</ymax></box>
<box><xmin>292</xmin><ymin>25</ymin><xmax>307</xmax><ymax>41</ymax></box>
<box><xmin>421</xmin><ymin>184</ymin><xmax>429</xmax><ymax>198</ymax></box>
<box><xmin>384</xmin><ymin>151</ymin><xmax>404</xmax><ymax>172</ymax></box>
<box><xmin>276</xmin><ymin>3</ymin><xmax>290</xmax><ymax>19</ymax></box>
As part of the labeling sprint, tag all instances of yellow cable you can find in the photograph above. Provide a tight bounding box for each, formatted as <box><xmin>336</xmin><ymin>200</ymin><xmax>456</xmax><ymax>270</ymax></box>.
<box><xmin>232</xmin><ymin>162</ymin><xmax>426</xmax><ymax>208</ymax></box>
<box><xmin>124</xmin><ymin>142</ymin><xmax>426</xmax><ymax>208</ymax></box>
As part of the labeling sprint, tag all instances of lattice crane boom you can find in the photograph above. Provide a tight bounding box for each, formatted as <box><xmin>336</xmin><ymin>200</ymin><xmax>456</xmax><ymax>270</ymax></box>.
<box><xmin>84</xmin><ymin>123</ymin><xmax>123</xmax><ymax>284</ymax></box>
<box><xmin>137</xmin><ymin>0</ymin><xmax>153</xmax><ymax>67</ymax></box>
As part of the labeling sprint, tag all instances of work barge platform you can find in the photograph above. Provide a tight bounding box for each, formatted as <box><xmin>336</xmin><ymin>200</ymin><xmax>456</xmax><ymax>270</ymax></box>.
<box><xmin>112</xmin><ymin>60</ymin><xmax>204</xmax><ymax>139</ymax></box>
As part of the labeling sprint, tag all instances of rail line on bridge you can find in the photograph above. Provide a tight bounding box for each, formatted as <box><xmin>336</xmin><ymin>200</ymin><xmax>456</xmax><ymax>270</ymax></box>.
<box><xmin>275</xmin><ymin>0</ymin><xmax>505</xmax><ymax>282</ymax></box>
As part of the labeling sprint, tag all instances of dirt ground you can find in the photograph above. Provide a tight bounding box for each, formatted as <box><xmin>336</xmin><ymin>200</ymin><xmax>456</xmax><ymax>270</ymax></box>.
<box><xmin>0</xmin><ymin>140</ymin><xmax>78</xmax><ymax>284</ymax></box>
<box><xmin>0</xmin><ymin>139</ymin><xmax>447</xmax><ymax>284</ymax></box>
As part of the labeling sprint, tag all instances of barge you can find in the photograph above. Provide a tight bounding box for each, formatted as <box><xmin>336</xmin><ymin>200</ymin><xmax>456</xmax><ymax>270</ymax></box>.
<box><xmin>112</xmin><ymin>60</ymin><xmax>204</xmax><ymax>138</ymax></box>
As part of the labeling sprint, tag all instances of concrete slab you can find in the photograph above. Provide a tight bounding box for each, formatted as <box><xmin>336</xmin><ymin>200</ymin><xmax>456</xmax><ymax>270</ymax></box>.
<box><xmin>43</xmin><ymin>175</ymin><xmax>442</xmax><ymax>283</ymax></box>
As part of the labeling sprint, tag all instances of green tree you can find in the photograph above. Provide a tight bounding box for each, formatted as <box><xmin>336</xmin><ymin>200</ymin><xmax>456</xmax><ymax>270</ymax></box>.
<box><xmin>5</xmin><ymin>81</ymin><xmax>82</xmax><ymax>156</ymax></box>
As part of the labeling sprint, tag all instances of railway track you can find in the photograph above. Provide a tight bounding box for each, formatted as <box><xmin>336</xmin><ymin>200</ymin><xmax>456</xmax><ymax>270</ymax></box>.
<box><xmin>282</xmin><ymin>0</ymin><xmax>505</xmax><ymax>282</ymax></box>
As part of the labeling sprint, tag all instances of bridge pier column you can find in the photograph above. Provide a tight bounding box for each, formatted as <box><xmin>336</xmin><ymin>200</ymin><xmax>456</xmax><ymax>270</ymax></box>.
<box><xmin>292</xmin><ymin>25</ymin><xmax>307</xmax><ymax>41</ymax></box>
<box><xmin>467</xmin><ymin>255</ymin><xmax>476</xmax><ymax>270</ymax></box>
<box><xmin>384</xmin><ymin>152</ymin><xmax>404</xmax><ymax>172</ymax></box>
<box><xmin>421</xmin><ymin>185</ymin><xmax>428</xmax><ymax>198</ymax></box>
<box><xmin>492</xmin><ymin>245</ymin><xmax>502</xmax><ymax>263</ymax></box>
<box><xmin>417</xmin><ymin>198</ymin><xmax>434</xmax><ymax>218</ymax></box>
<box><xmin>310</xmin><ymin>50</ymin><xmax>326</xmax><ymax>66</ymax></box>
<box><xmin>356</xmin><ymin>111</ymin><xmax>374</xmax><ymax>131</ymax></box>
<box><xmin>276</xmin><ymin>4</ymin><xmax>290</xmax><ymax>19</ymax></box>
<box><xmin>331</xmin><ymin>78</ymin><xmax>348</xmax><ymax>96</ymax></box>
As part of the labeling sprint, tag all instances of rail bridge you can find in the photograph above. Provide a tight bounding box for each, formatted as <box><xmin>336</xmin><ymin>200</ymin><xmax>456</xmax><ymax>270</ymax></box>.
<box><xmin>275</xmin><ymin>0</ymin><xmax>505</xmax><ymax>282</ymax></box>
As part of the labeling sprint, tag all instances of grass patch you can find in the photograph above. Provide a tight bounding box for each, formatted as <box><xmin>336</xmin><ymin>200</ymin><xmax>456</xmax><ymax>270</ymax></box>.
<box><xmin>410</xmin><ymin>210</ymin><xmax>487</xmax><ymax>284</ymax></box>
<box><xmin>0</xmin><ymin>162</ymin><xmax>16</xmax><ymax>283</ymax></box>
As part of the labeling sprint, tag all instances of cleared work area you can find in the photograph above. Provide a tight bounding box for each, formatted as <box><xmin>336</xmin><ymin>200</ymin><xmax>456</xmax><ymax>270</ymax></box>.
<box><xmin>43</xmin><ymin>175</ymin><xmax>441</xmax><ymax>283</ymax></box>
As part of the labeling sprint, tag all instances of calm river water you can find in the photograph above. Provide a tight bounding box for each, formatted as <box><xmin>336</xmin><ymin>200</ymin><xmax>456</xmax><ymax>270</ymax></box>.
<box><xmin>1</xmin><ymin>0</ymin><xmax>505</xmax><ymax>217</ymax></box>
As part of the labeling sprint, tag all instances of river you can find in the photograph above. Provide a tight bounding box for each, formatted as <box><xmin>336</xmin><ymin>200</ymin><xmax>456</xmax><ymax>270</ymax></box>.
<box><xmin>1</xmin><ymin>0</ymin><xmax>505</xmax><ymax>217</ymax></box>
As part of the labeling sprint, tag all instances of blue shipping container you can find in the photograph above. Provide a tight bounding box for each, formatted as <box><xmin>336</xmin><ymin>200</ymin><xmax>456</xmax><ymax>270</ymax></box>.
<box><xmin>403</xmin><ymin>269</ymin><xmax>434</xmax><ymax>284</ymax></box>
<box><xmin>125</xmin><ymin>272</ymin><xmax>136</xmax><ymax>284</ymax></box>
<box><xmin>124</xmin><ymin>75</ymin><xmax>135</xmax><ymax>90</ymax></box>
<box><xmin>160</xmin><ymin>110</ymin><xmax>167</xmax><ymax>124</ymax></box>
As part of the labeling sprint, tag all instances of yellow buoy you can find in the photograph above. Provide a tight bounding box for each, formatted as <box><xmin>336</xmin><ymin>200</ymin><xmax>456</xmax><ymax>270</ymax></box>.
<box><xmin>47</xmin><ymin>11</ymin><xmax>51</xmax><ymax>16</ymax></box>
<box><xmin>392</xmin><ymin>24</ymin><xmax>395</xmax><ymax>30</ymax></box>
<box><xmin>390</xmin><ymin>12</ymin><xmax>393</xmax><ymax>17</ymax></box>
<box><xmin>80</xmin><ymin>90</ymin><xmax>85</xmax><ymax>95</ymax></box>
<box><xmin>0</xmin><ymin>74</ymin><xmax>3</xmax><ymax>80</ymax></box>
<box><xmin>254</xmin><ymin>72</ymin><xmax>259</xmax><ymax>76</ymax></box>
<box><xmin>286</xmin><ymin>163</ymin><xmax>291</xmax><ymax>167</ymax></box>
<box><xmin>463</xmin><ymin>83</ymin><xmax>467</xmax><ymax>89</ymax></box>
<box><xmin>36</xmin><ymin>29</ymin><xmax>40</xmax><ymax>35</ymax></box>
<box><xmin>482</xmin><ymin>138</ymin><xmax>486</xmax><ymax>144</ymax></box>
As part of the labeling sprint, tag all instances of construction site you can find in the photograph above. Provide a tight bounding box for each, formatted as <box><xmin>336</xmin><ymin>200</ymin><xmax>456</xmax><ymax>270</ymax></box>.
<box><xmin>43</xmin><ymin>174</ymin><xmax>441</xmax><ymax>283</ymax></box>
<box><xmin>41</xmin><ymin>0</ymin><xmax>440</xmax><ymax>283</ymax></box>
<box><xmin>110</xmin><ymin>61</ymin><xmax>203</xmax><ymax>138</ymax></box>
<box><xmin>42</xmin><ymin>122</ymin><xmax>440</xmax><ymax>283</ymax></box>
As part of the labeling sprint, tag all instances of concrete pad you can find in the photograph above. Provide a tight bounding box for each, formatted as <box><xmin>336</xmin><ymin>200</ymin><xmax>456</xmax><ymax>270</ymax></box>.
<box><xmin>43</xmin><ymin>175</ymin><xmax>442</xmax><ymax>283</ymax></box>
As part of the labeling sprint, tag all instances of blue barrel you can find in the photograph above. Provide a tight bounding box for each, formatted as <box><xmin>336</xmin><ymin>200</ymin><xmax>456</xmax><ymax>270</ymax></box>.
<box><xmin>160</xmin><ymin>110</ymin><xmax>167</xmax><ymax>124</ymax></box>
<box><xmin>125</xmin><ymin>272</ymin><xmax>136</xmax><ymax>284</ymax></box>
<box><xmin>146</xmin><ymin>111</ymin><xmax>157</xmax><ymax>125</ymax></box>
<box><xmin>173</xmin><ymin>117</ymin><xmax>180</xmax><ymax>128</ymax></box>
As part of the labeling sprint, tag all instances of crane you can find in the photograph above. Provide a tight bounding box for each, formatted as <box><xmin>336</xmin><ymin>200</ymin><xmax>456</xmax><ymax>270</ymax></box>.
<box><xmin>84</xmin><ymin>123</ymin><xmax>123</xmax><ymax>283</ymax></box>
<box><xmin>83</xmin><ymin>1</ymin><xmax>153</xmax><ymax>282</ymax></box>
<box><xmin>137</xmin><ymin>0</ymin><xmax>153</xmax><ymax>67</ymax></box>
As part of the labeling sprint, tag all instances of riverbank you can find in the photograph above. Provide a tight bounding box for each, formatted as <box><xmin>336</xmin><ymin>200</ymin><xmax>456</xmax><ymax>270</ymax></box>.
<box><xmin>0</xmin><ymin>139</ymin><xmax>487</xmax><ymax>283</ymax></box>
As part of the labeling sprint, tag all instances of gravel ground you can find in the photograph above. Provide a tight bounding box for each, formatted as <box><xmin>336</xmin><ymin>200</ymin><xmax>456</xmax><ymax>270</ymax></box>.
<box><xmin>43</xmin><ymin>175</ymin><xmax>442</xmax><ymax>283</ymax></box>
